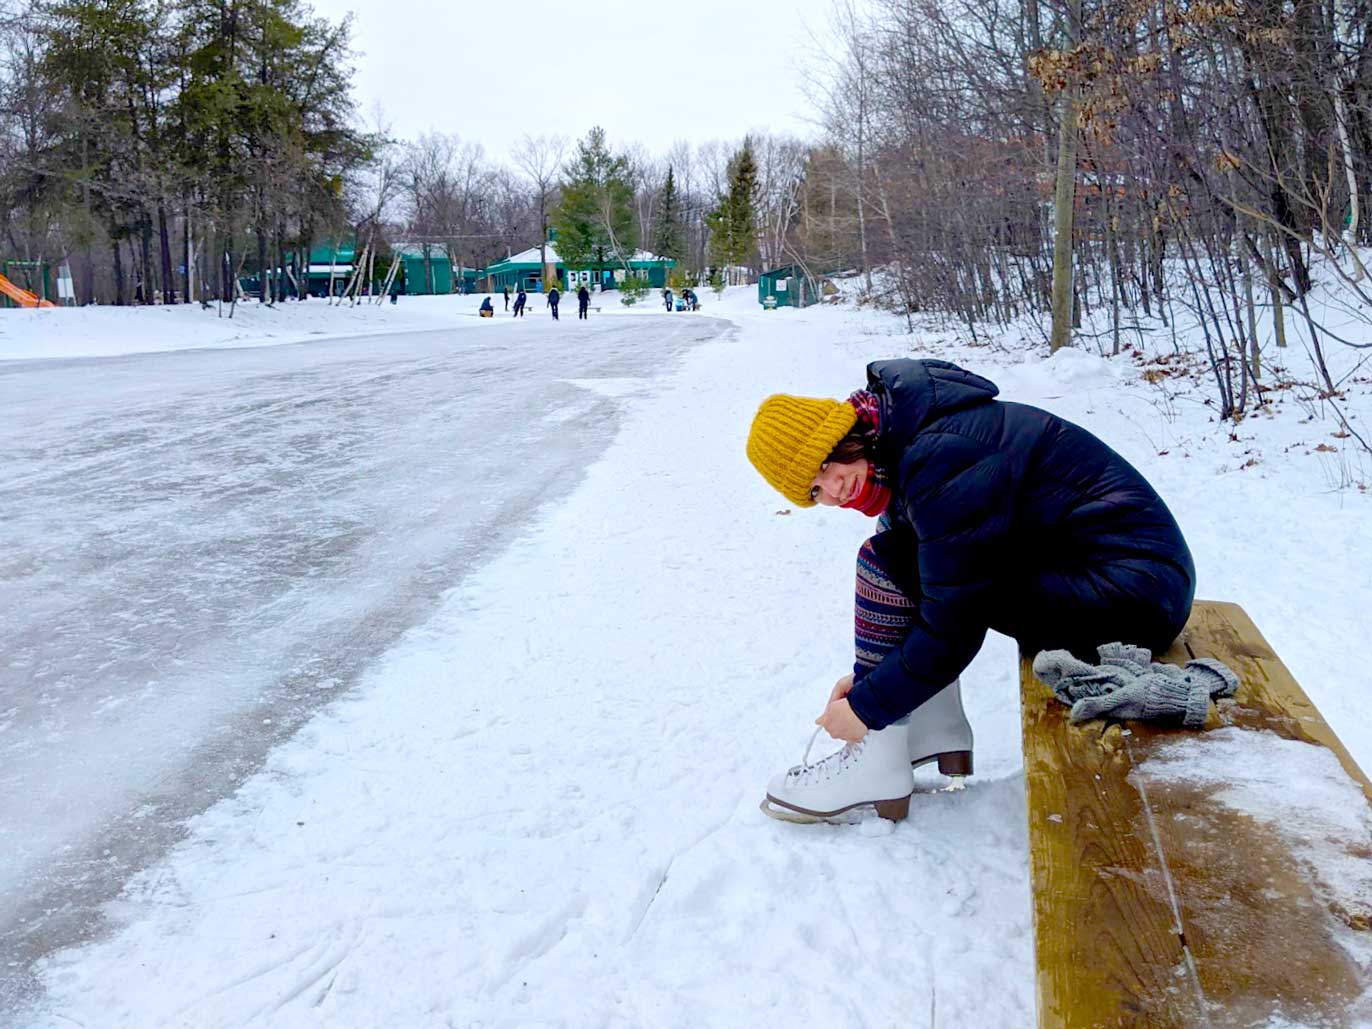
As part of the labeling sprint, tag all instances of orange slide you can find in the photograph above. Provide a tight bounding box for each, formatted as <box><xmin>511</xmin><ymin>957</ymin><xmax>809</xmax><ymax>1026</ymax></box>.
<box><xmin>0</xmin><ymin>271</ymin><xmax>56</xmax><ymax>308</ymax></box>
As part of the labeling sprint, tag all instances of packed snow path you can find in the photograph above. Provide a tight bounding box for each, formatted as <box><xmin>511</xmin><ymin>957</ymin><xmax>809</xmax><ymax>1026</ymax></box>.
<box><xmin>0</xmin><ymin>314</ymin><xmax>720</xmax><ymax>1001</ymax></box>
<box><xmin>4</xmin><ymin>300</ymin><xmax>1041</xmax><ymax>1028</ymax></box>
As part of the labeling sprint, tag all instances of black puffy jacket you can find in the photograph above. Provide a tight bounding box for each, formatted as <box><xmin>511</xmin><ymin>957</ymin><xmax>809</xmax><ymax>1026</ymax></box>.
<box><xmin>845</xmin><ymin>359</ymin><xmax>1196</xmax><ymax>731</ymax></box>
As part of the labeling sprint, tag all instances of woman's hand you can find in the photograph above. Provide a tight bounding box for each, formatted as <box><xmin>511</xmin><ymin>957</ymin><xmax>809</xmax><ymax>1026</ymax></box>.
<box><xmin>817</xmin><ymin>674</ymin><xmax>867</xmax><ymax>742</ymax></box>
<box><xmin>817</xmin><ymin>696</ymin><xmax>869</xmax><ymax>743</ymax></box>
<box><xmin>827</xmin><ymin>673</ymin><xmax>854</xmax><ymax>705</ymax></box>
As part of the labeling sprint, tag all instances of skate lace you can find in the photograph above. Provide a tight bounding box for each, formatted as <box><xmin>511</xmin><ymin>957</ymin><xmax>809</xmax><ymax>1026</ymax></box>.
<box><xmin>786</xmin><ymin>727</ymin><xmax>867</xmax><ymax>785</ymax></box>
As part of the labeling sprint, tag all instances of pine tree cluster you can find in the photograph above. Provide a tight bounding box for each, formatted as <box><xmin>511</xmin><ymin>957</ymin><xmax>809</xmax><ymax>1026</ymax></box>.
<box><xmin>706</xmin><ymin>140</ymin><xmax>759</xmax><ymax>277</ymax></box>
<box><xmin>551</xmin><ymin>126</ymin><xmax>637</xmax><ymax>275</ymax></box>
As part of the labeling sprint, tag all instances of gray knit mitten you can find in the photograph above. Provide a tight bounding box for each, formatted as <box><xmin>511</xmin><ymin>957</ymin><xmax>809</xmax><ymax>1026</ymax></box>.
<box><xmin>1180</xmin><ymin>657</ymin><xmax>1240</xmax><ymax>699</ymax></box>
<box><xmin>1033</xmin><ymin>642</ymin><xmax>1238</xmax><ymax>728</ymax></box>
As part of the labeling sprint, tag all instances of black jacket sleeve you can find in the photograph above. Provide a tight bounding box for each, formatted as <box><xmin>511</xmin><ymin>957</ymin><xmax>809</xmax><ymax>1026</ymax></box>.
<box><xmin>846</xmin><ymin>430</ymin><xmax>1011</xmax><ymax>730</ymax></box>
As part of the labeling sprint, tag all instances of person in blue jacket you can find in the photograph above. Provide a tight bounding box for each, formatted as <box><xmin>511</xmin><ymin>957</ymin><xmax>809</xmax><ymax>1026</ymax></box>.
<box><xmin>746</xmin><ymin>359</ymin><xmax>1195</xmax><ymax>821</ymax></box>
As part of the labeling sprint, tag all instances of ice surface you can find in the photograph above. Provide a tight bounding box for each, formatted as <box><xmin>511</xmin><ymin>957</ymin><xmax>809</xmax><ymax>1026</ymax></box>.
<box><xmin>0</xmin><ymin>312</ymin><xmax>716</xmax><ymax>1001</ymax></box>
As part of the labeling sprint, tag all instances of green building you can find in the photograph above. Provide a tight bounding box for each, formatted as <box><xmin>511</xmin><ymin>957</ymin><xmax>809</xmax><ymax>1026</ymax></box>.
<box><xmin>481</xmin><ymin>244</ymin><xmax>674</xmax><ymax>293</ymax></box>
<box><xmin>282</xmin><ymin>242</ymin><xmax>469</xmax><ymax>297</ymax></box>
<box><xmin>397</xmin><ymin>244</ymin><xmax>454</xmax><ymax>295</ymax></box>
<box><xmin>272</xmin><ymin>241</ymin><xmax>357</xmax><ymax>298</ymax></box>
<box><xmin>758</xmin><ymin>264</ymin><xmax>821</xmax><ymax>309</ymax></box>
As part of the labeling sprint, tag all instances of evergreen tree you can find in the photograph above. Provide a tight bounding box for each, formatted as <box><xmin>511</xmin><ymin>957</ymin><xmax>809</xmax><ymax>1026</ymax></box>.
<box><xmin>654</xmin><ymin>165</ymin><xmax>680</xmax><ymax>260</ymax></box>
<box><xmin>42</xmin><ymin>0</ymin><xmax>166</xmax><ymax>303</ymax></box>
<box><xmin>174</xmin><ymin>0</ymin><xmax>365</xmax><ymax>301</ymax></box>
<box><xmin>551</xmin><ymin>126</ymin><xmax>635</xmax><ymax>277</ymax></box>
<box><xmin>38</xmin><ymin>0</ymin><xmax>366</xmax><ymax>303</ymax></box>
<box><xmin>706</xmin><ymin>138</ymin><xmax>758</xmax><ymax>279</ymax></box>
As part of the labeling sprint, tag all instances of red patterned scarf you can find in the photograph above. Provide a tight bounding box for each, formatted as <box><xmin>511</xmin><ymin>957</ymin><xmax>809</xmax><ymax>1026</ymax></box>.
<box><xmin>841</xmin><ymin>390</ymin><xmax>891</xmax><ymax>516</ymax></box>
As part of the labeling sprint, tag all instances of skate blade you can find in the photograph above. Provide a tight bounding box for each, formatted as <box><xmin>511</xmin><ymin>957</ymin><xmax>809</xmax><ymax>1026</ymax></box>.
<box><xmin>758</xmin><ymin>797</ymin><xmax>862</xmax><ymax>825</ymax></box>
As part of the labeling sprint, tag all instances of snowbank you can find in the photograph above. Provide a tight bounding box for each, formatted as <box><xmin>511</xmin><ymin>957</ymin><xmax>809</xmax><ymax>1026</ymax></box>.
<box><xmin>0</xmin><ymin>287</ymin><xmax>749</xmax><ymax>363</ymax></box>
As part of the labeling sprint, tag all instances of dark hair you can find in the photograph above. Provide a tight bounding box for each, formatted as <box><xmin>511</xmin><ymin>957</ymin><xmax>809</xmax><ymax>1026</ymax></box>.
<box><xmin>825</xmin><ymin>432</ymin><xmax>870</xmax><ymax>465</ymax></box>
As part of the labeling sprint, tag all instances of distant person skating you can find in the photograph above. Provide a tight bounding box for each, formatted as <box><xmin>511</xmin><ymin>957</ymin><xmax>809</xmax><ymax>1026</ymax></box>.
<box><xmin>513</xmin><ymin>288</ymin><xmax>527</xmax><ymax>317</ymax></box>
<box><xmin>663</xmin><ymin>287</ymin><xmax>674</xmax><ymax>312</ymax></box>
<box><xmin>547</xmin><ymin>286</ymin><xmax>561</xmax><ymax>320</ymax></box>
<box><xmin>503</xmin><ymin>286</ymin><xmax>510</xmax><ymax>311</ymax></box>
<box><xmin>577</xmin><ymin>285</ymin><xmax>590</xmax><ymax>320</ymax></box>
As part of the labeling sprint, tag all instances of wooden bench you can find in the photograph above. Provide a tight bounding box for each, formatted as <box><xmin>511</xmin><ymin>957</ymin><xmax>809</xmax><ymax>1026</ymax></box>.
<box><xmin>1020</xmin><ymin>600</ymin><xmax>1372</xmax><ymax>1027</ymax></box>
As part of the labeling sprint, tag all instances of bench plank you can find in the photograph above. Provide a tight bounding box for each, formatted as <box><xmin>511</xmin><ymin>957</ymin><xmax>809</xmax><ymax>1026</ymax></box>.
<box><xmin>1183</xmin><ymin>601</ymin><xmax>1372</xmax><ymax>803</ymax></box>
<box><xmin>1020</xmin><ymin>600</ymin><xmax>1372</xmax><ymax>1027</ymax></box>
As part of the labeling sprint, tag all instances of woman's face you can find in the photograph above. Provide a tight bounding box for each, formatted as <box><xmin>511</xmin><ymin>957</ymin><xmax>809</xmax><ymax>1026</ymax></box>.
<box><xmin>809</xmin><ymin>458</ymin><xmax>869</xmax><ymax>506</ymax></box>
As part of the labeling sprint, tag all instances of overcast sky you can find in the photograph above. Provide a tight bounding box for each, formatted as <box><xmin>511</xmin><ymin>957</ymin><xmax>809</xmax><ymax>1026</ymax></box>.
<box><xmin>308</xmin><ymin>0</ymin><xmax>839</xmax><ymax>164</ymax></box>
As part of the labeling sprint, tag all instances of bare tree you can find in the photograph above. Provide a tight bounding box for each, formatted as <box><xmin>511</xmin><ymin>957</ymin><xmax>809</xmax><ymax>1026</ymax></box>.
<box><xmin>483</xmin><ymin>168</ymin><xmax>538</xmax><ymax>266</ymax></box>
<box><xmin>512</xmin><ymin>133</ymin><xmax>567</xmax><ymax>272</ymax></box>
<box><xmin>624</xmin><ymin>143</ymin><xmax>663</xmax><ymax>259</ymax></box>
<box><xmin>813</xmin><ymin>0</ymin><xmax>876</xmax><ymax>291</ymax></box>
<box><xmin>752</xmin><ymin>133</ymin><xmax>808</xmax><ymax>271</ymax></box>
<box><xmin>404</xmin><ymin>132</ymin><xmax>496</xmax><ymax>291</ymax></box>
<box><xmin>1046</xmin><ymin>0</ymin><xmax>1082</xmax><ymax>353</ymax></box>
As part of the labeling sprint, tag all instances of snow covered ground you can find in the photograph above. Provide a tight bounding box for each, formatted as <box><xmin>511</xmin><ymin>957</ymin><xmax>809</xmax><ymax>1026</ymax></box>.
<box><xmin>4</xmin><ymin>282</ymin><xmax>1371</xmax><ymax>1026</ymax></box>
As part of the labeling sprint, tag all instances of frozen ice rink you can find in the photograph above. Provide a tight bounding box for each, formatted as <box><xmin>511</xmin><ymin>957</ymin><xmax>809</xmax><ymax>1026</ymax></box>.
<box><xmin>0</xmin><ymin>314</ymin><xmax>720</xmax><ymax>988</ymax></box>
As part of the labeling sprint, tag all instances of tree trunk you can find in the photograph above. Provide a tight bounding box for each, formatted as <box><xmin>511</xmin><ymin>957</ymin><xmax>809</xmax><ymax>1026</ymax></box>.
<box><xmin>257</xmin><ymin>227</ymin><xmax>268</xmax><ymax>302</ymax></box>
<box><xmin>1049</xmin><ymin>87</ymin><xmax>1080</xmax><ymax>353</ymax></box>
<box><xmin>140</xmin><ymin>216</ymin><xmax>154</xmax><ymax>304</ymax></box>
<box><xmin>112</xmin><ymin>238</ymin><xmax>126</xmax><ymax>307</ymax></box>
<box><xmin>82</xmin><ymin>245</ymin><xmax>95</xmax><ymax>305</ymax></box>
<box><xmin>222</xmin><ymin>243</ymin><xmax>235</xmax><ymax>304</ymax></box>
<box><xmin>183</xmin><ymin>201</ymin><xmax>193</xmax><ymax>304</ymax></box>
<box><xmin>1241</xmin><ymin>239</ymin><xmax>1260</xmax><ymax>380</ymax></box>
<box><xmin>156</xmin><ymin>204</ymin><xmax>173</xmax><ymax>303</ymax></box>
<box><xmin>1268</xmin><ymin>237</ymin><xmax>1288</xmax><ymax>348</ymax></box>
<box><xmin>1025</xmin><ymin>0</ymin><xmax>1054</xmax><ymax>171</ymax></box>
<box><xmin>204</xmin><ymin>222</ymin><xmax>217</xmax><ymax>305</ymax></box>
<box><xmin>1104</xmin><ymin>189</ymin><xmax>1122</xmax><ymax>355</ymax></box>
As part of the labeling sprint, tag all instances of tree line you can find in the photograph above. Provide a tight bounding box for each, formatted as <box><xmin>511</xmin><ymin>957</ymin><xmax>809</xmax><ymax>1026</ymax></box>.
<box><xmin>1</xmin><ymin>0</ymin><xmax>366</xmax><ymax>306</ymax></box>
<box><xmin>0</xmin><ymin>0</ymin><xmax>960</xmax><ymax>315</ymax></box>
<box><xmin>801</xmin><ymin>0</ymin><xmax>1372</xmax><ymax>435</ymax></box>
<box><xmin>0</xmin><ymin>0</ymin><xmax>802</xmax><ymax>306</ymax></box>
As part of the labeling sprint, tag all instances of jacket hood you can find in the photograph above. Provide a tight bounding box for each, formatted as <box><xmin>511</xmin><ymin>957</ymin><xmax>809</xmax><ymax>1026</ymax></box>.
<box><xmin>866</xmin><ymin>359</ymin><xmax>999</xmax><ymax>452</ymax></box>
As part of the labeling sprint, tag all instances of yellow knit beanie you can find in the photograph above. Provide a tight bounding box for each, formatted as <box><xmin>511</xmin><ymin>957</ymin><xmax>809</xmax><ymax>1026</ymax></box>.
<box><xmin>746</xmin><ymin>394</ymin><xmax>858</xmax><ymax>507</ymax></box>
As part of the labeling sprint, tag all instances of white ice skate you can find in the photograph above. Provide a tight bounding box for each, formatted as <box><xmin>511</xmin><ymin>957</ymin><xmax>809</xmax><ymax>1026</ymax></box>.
<box><xmin>906</xmin><ymin>678</ymin><xmax>974</xmax><ymax>791</ymax></box>
<box><xmin>761</xmin><ymin>723</ymin><xmax>915</xmax><ymax>824</ymax></box>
